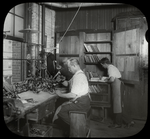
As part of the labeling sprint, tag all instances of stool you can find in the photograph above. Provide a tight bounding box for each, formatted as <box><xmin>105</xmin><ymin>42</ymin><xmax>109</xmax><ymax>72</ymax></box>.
<box><xmin>69</xmin><ymin>108</ymin><xmax>91</xmax><ymax>137</ymax></box>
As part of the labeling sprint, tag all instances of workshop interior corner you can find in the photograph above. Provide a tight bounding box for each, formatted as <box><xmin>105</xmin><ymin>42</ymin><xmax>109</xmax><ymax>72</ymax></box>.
<box><xmin>3</xmin><ymin>2</ymin><xmax>148</xmax><ymax>137</ymax></box>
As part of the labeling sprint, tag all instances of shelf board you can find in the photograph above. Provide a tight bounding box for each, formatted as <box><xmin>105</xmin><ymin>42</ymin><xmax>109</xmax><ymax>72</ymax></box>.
<box><xmin>90</xmin><ymin>102</ymin><xmax>111</xmax><ymax>107</ymax></box>
<box><xmin>59</xmin><ymin>54</ymin><xmax>79</xmax><ymax>57</ymax></box>
<box><xmin>84</xmin><ymin>41</ymin><xmax>112</xmax><ymax>44</ymax></box>
<box><xmin>84</xmin><ymin>52</ymin><xmax>112</xmax><ymax>54</ymax></box>
<box><xmin>3</xmin><ymin>58</ymin><xmax>45</xmax><ymax>60</ymax></box>
<box><xmin>116</xmin><ymin>53</ymin><xmax>138</xmax><ymax>56</ymax></box>
<box><xmin>84</xmin><ymin>62</ymin><xmax>98</xmax><ymax>65</ymax></box>
<box><xmin>90</xmin><ymin>93</ymin><xmax>108</xmax><ymax>95</ymax></box>
<box><xmin>89</xmin><ymin>81</ymin><xmax>108</xmax><ymax>84</ymax></box>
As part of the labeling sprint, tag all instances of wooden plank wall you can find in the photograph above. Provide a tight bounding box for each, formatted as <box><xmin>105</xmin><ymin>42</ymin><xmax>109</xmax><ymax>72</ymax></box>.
<box><xmin>113</xmin><ymin>17</ymin><xmax>148</xmax><ymax>120</ymax></box>
<box><xmin>56</xmin><ymin>32</ymin><xmax>80</xmax><ymax>64</ymax></box>
<box><xmin>55</xmin><ymin>5</ymin><xmax>140</xmax><ymax>32</ymax></box>
<box><xmin>114</xmin><ymin>28</ymin><xmax>140</xmax><ymax>81</ymax></box>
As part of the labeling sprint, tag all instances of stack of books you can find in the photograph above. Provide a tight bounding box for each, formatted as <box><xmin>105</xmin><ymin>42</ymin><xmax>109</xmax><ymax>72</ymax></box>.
<box><xmin>84</xmin><ymin>54</ymin><xmax>110</xmax><ymax>63</ymax></box>
<box><xmin>89</xmin><ymin>84</ymin><xmax>103</xmax><ymax>93</ymax></box>
<box><xmin>85</xmin><ymin>71</ymin><xmax>100</xmax><ymax>81</ymax></box>
<box><xmin>84</xmin><ymin>43</ymin><xmax>111</xmax><ymax>52</ymax></box>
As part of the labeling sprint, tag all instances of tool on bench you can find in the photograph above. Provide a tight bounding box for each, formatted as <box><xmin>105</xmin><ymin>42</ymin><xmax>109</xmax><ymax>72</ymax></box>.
<box><xmin>25</xmin><ymin>98</ymin><xmax>37</xmax><ymax>103</ymax></box>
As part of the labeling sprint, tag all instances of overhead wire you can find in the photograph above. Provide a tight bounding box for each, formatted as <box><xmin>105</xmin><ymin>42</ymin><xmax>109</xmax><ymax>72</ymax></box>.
<box><xmin>58</xmin><ymin>3</ymin><xmax>82</xmax><ymax>44</ymax></box>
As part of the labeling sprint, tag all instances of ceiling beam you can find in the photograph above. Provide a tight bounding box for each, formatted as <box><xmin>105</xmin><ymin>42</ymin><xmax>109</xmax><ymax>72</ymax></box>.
<box><xmin>40</xmin><ymin>3</ymin><xmax>124</xmax><ymax>8</ymax></box>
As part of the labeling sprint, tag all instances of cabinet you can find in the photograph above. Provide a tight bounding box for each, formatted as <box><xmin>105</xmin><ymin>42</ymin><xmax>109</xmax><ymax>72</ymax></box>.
<box><xmin>83</xmin><ymin>31</ymin><xmax>112</xmax><ymax>120</ymax></box>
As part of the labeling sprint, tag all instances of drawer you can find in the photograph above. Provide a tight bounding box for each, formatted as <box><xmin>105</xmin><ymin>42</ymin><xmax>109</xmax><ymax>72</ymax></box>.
<box><xmin>27</xmin><ymin>99</ymin><xmax>56</xmax><ymax>122</ymax></box>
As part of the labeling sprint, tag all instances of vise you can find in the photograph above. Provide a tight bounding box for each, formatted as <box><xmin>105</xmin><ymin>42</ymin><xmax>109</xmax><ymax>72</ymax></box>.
<box><xmin>3</xmin><ymin>98</ymin><xmax>24</xmax><ymax>123</ymax></box>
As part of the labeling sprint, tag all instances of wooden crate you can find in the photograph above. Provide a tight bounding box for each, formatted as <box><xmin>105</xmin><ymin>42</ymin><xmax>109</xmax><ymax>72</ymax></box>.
<box><xmin>29</xmin><ymin>124</ymin><xmax>53</xmax><ymax>137</ymax></box>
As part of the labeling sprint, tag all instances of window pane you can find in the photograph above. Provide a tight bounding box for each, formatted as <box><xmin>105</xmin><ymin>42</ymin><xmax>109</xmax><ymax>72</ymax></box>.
<box><xmin>9</xmin><ymin>7</ymin><xmax>14</xmax><ymax>13</ymax></box>
<box><xmin>14</xmin><ymin>16</ymin><xmax>24</xmax><ymax>38</ymax></box>
<box><xmin>12</xmin><ymin>41</ymin><xmax>22</xmax><ymax>83</ymax></box>
<box><xmin>15</xmin><ymin>3</ymin><xmax>25</xmax><ymax>17</ymax></box>
<box><xmin>3</xmin><ymin>13</ymin><xmax>14</xmax><ymax>36</ymax></box>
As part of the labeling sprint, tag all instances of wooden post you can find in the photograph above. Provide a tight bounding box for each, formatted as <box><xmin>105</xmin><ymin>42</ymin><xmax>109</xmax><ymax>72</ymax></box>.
<box><xmin>55</xmin><ymin>33</ymin><xmax>60</xmax><ymax>63</ymax></box>
<box><xmin>79</xmin><ymin>32</ymin><xmax>85</xmax><ymax>70</ymax></box>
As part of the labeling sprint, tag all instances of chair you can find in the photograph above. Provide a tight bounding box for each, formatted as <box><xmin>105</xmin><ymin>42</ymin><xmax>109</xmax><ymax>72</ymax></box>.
<box><xmin>69</xmin><ymin>107</ymin><xmax>91</xmax><ymax>137</ymax></box>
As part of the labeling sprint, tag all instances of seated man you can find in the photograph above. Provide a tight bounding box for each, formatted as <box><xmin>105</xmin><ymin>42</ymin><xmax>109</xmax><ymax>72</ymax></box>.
<box><xmin>59</xmin><ymin>57</ymin><xmax>73</xmax><ymax>81</ymax></box>
<box><xmin>53</xmin><ymin>58</ymin><xmax>91</xmax><ymax>136</ymax></box>
<box><xmin>55</xmin><ymin>57</ymin><xmax>73</xmax><ymax>109</ymax></box>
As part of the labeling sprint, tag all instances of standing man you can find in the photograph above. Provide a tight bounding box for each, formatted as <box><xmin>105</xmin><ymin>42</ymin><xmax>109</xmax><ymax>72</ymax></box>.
<box><xmin>98</xmin><ymin>57</ymin><xmax>134</xmax><ymax>128</ymax></box>
<box><xmin>53</xmin><ymin>58</ymin><xmax>91</xmax><ymax>136</ymax></box>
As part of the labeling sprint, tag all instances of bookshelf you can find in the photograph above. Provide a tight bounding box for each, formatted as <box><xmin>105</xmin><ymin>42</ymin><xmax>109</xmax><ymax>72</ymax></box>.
<box><xmin>84</xmin><ymin>41</ymin><xmax>112</xmax><ymax>63</ymax></box>
<box><xmin>83</xmin><ymin>31</ymin><xmax>112</xmax><ymax>117</ymax></box>
<box><xmin>89</xmin><ymin>82</ymin><xmax>110</xmax><ymax>104</ymax></box>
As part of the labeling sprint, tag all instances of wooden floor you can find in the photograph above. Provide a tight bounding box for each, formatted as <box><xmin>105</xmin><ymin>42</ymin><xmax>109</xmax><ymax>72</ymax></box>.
<box><xmin>52</xmin><ymin>118</ymin><xmax>146</xmax><ymax>137</ymax></box>
<box><xmin>5</xmin><ymin>113</ymin><xmax>146</xmax><ymax>137</ymax></box>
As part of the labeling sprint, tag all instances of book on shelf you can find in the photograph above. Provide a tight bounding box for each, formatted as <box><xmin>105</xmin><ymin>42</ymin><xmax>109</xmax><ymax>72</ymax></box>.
<box><xmin>90</xmin><ymin>45</ymin><xmax>96</xmax><ymax>52</ymax></box>
<box><xmin>87</xmin><ymin>44</ymin><xmax>93</xmax><ymax>52</ymax></box>
<box><xmin>84</xmin><ymin>54</ymin><xmax>110</xmax><ymax>64</ymax></box>
<box><xmin>93</xmin><ymin>44</ymin><xmax>99</xmax><ymax>52</ymax></box>
<box><xmin>89</xmin><ymin>71</ymin><xmax>93</xmax><ymax>78</ymax></box>
<box><xmin>97</xmin><ymin>44</ymin><xmax>101</xmax><ymax>52</ymax></box>
<box><xmin>88</xmin><ymin>86</ymin><xmax>92</xmax><ymax>93</ymax></box>
<box><xmin>89</xmin><ymin>85</ymin><xmax>102</xmax><ymax>93</ymax></box>
<box><xmin>84</xmin><ymin>41</ymin><xmax>111</xmax><ymax>53</ymax></box>
<box><xmin>93</xmin><ymin>55</ymin><xmax>99</xmax><ymax>63</ymax></box>
<box><xmin>84</xmin><ymin>43</ymin><xmax>90</xmax><ymax>52</ymax></box>
<box><xmin>94</xmin><ymin>85</ymin><xmax>100</xmax><ymax>93</ymax></box>
<box><xmin>84</xmin><ymin>55</ymin><xmax>100</xmax><ymax>63</ymax></box>
<box><xmin>93</xmin><ymin>85</ymin><xmax>98</xmax><ymax>93</ymax></box>
<box><xmin>87</xmin><ymin>55</ymin><xmax>91</xmax><ymax>63</ymax></box>
<box><xmin>89</xmin><ymin>85</ymin><xmax>93</xmax><ymax>93</ymax></box>
<box><xmin>97</xmin><ymin>84</ymin><xmax>103</xmax><ymax>92</ymax></box>
<box><xmin>84</xmin><ymin>55</ymin><xmax>88</xmax><ymax>63</ymax></box>
<box><xmin>85</xmin><ymin>71</ymin><xmax>90</xmax><ymax>80</ymax></box>
<box><xmin>87</xmin><ymin>55</ymin><xmax>92</xmax><ymax>62</ymax></box>
<box><xmin>90</xmin><ymin>55</ymin><xmax>95</xmax><ymax>62</ymax></box>
<box><xmin>91</xmin><ymin>85</ymin><xmax>97</xmax><ymax>93</ymax></box>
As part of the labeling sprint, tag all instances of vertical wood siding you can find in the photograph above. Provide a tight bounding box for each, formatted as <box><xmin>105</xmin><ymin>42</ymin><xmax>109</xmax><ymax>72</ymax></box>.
<box><xmin>55</xmin><ymin>5</ymin><xmax>140</xmax><ymax>32</ymax></box>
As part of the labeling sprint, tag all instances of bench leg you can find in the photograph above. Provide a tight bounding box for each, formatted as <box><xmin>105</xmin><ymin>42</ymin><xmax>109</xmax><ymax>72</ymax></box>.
<box><xmin>101</xmin><ymin>107</ymin><xmax>107</xmax><ymax>122</ymax></box>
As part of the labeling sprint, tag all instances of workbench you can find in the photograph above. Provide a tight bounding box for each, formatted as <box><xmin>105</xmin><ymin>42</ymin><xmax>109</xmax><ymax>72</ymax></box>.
<box><xmin>4</xmin><ymin>90</ymin><xmax>60</xmax><ymax>136</ymax></box>
<box><xmin>18</xmin><ymin>91</ymin><xmax>58</xmax><ymax>121</ymax></box>
<box><xmin>4</xmin><ymin>91</ymin><xmax>58</xmax><ymax>123</ymax></box>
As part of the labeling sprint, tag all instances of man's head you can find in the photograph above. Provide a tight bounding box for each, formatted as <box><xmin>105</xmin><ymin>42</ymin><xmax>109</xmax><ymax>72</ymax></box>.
<box><xmin>99</xmin><ymin>57</ymin><xmax>111</xmax><ymax>69</ymax></box>
<box><xmin>67</xmin><ymin>58</ymin><xmax>80</xmax><ymax>74</ymax></box>
<box><xmin>62</xmin><ymin>57</ymin><xmax>69</xmax><ymax>65</ymax></box>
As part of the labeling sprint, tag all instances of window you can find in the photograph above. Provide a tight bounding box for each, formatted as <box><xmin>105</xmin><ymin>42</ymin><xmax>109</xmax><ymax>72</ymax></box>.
<box><xmin>3</xmin><ymin>4</ymin><xmax>25</xmax><ymax>84</ymax></box>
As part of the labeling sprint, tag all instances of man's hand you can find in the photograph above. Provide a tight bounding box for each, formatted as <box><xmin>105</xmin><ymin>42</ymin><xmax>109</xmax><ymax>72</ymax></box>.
<box><xmin>55</xmin><ymin>89</ymin><xmax>62</xmax><ymax>96</ymax></box>
<box><xmin>55</xmin><ymin>75</ymin><xmax>66</xmax><ymax>82</ymax></box>
<box><xmin>105</xmin><ymin>77</ymin><xmax>115</xmax><ymax>83</ymax></box>
<box><xmin>55</xmin><ymin>90</ymin><xmax>77</xmax><ymax>99</ymax></box>
<box><xmin>61</xmin><ymin>80</ymin><xmax>68</xmax><ymax>86</ymax></box>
